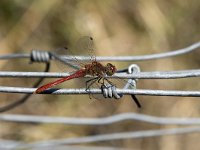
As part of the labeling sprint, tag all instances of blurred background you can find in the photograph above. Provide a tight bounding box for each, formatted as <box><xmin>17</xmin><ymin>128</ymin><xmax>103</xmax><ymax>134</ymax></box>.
<box><xmin>0</xmin><ymin>0</ymin><xmax>200</xmax><ymax>149</ymax></box>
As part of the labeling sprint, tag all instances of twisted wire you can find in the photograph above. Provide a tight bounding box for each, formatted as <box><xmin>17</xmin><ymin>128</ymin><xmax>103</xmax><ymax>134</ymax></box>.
<box><xmin>0</xmin><ymin>86</ymin><xmax>200</xmax><ymax>97</ymax></box>
<box><xmin>0</xmin><ymin>69</ymin><xmax>200</xmax><ymax>78</ymax></box>
<box><xmin>61</xmin><ymin>41</ymin><xmax>200</xmax><ymax>61</ymax></box>
<box><xmin>0</xmin><ymin>41</ymin><xmax>199</xmax><ymax>61</ymax></box>
<box><xmin>0</xmin><ymin>42</ymin><xmax>200</xmax><ymax>146</ymax></box>
<box><xmin>0</xmin><ymin>50</ymin><xmax>51</xmax><ymax>112</ymax></box>
<box><xmin>0</xmin><ymin>42</ymin><xmax>199</xmax><ymax>109</ymax></box>
<box><xmin>30</xmin><ymin>50</ymin><xmax>51</xmax><ymax>63</ymax></box>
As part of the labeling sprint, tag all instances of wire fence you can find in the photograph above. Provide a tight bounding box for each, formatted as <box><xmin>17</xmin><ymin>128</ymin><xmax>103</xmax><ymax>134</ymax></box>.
<box><xmin>0</xmin><ymin>69</ymin><xmax>200</xmax><ymax>79</ymax></box>
<box><xmin>0</xmin><ymin>42</ymin><xmax>199</xmax><ymax>97</ymax></box>
<box><xmin>0</xmin><ymin>126</ymin><xmax>200</xmax><ymax>149</ymax></box>
<box><xmin>1</xmin><ymin>113</ymin><xmax>200</xmax><ymax>125</ymax></box>
<box><xmin>1</xmin><ymin>86</ymin><xmax>200</xmax><ymax>97</ymax></box>
<box><xmin>0</xmin><ymin>41</ymin><xmax>200</xmax><ymax>149</ymax></box>
<box><xmin>0</xmin><ymin>41</ymin><xmax>200</xmax><ymax>61</ymax></box>
<box><xmin>15</xmin><ymin>126</ymin><xmax>200</xmax><ymax>146</ymax></box>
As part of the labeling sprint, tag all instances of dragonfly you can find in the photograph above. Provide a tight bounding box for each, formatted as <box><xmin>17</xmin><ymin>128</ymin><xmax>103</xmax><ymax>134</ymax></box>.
<box><xmin>35</xmin><ymin>37</ymin><xmax>116</xmax><ymax>93</ymax></box>
<box><xmin>35</xmin><ymin>61</ymin><xmax>117</xmax><ymax>93</ymax></box>
<box><xmin>35</xmin><ymin>36</ymin><xmax>141</xmax><ymax>107</ymax></box>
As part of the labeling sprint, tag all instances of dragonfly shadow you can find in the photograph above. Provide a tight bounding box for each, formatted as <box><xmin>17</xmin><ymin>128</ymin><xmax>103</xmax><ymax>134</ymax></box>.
<box><xmin>39</xmin><ymin>88</ymin><xmax>60</xmax><ymax>94</ymax></box>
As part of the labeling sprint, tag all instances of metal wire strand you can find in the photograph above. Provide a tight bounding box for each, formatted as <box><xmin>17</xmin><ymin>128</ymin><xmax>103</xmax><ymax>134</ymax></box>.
<box><xmin>0</xmin><ymin>53</ymin><xmax>30</xmax><ymax>60</ymax></box>
<box><xmin>0</xmin><ymin>141</ymin><xmax>127</xmax><ymax>150</ymax></box>
<box><xmin>0</xmin><ymin>63</ymin><xmax>50</xmax><ymax>112</ymax></box>
<box><xmin>1</xmin><ymin>113</ymin><xmax>200</xmax><ymax>125</ymax></box>
<box><xmin>0</xmin><ymin>42</ymin><xmax>199</xmax><ymax>111</ymax></box>
<box><xmin>6</xmin><ymin>126</ymin><xmax>200</xmax><ymax>148</ymax></box>
<box><xmin>60</xmin><ymin>41</ymin><xmax>200</xmax><ymax>61</ymax></box>
<box><xmin>0</xmin><ymin>127</ymin><xmax>199</xmax><ymax>149</ymax></box>
<box><xmin>0</xmin><ymin>87</ymin><xmax>200</xmax><ymax>97</ymax></box>
<box><xmin>0</xmin><ymin>41</ymin><xmax>199</xmax><ymax>61</ymax></box>
<box><xmin>0</xmin><ymin>69</ymin><xmax>200</xmax><ymax>79</ymax></box>
<box><xmin>0</xmin><ymin>50</ymin><xmax>51</xmax><ymax>112</ymax></box>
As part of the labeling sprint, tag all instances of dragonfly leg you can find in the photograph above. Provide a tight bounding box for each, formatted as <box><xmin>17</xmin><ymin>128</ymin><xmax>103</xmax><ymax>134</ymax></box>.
<box><xmin>104</xmin><ymin>78</ymin><xmax>115</xmax><ymax>86</ymax></box>
<box><xmin>99</xmin><ymin>77</ymin><xmax>109</xmax><ymax>86</ymax></box>
<box><xmin>97</xmin><ymin>77</ymin><xmax>102</xmax><ymax>84</ymax></box>
<box><xmin>86</xmin><ymin>77</ymin><xmax>99</xmax><ymax>91</ymax></box>
<box><xmin>102</xmin><ymin>77</ymin><xmax>105</xmax><ymax>85</ymax></box>
<box><xmin>86</xmin><ymin>77</ymin><xmax>99</xmax><ymax>99</ymax></box>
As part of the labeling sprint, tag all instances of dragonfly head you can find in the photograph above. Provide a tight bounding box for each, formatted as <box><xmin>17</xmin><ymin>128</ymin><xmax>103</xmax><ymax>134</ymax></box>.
<box><xmin>105</xmin><ymin>63</ymin><xmax>116</xmax><ymax>76</ymax></box>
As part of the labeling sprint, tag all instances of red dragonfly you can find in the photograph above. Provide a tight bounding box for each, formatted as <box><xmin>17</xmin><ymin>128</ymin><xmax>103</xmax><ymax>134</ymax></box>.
<box><xmin>35</xmin><ymin>36</ymin><xmax>141</xmax><ymax>108</ymax></box>
<box><xmin>35</xmin><ymin>37</ymin><xmax>117</xmax><ymax>94</ymax></box>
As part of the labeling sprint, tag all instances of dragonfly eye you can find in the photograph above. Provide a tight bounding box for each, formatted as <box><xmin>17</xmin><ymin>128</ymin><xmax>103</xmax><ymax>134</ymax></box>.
<box><xmin>105</xmin><ymin>63</ymin><xmax>116</xmax><ymax>76</ymax></box>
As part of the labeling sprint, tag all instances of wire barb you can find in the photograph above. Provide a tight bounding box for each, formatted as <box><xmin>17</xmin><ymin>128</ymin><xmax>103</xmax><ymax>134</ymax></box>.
<box><xmin>30</xmin><ymin>50</ymin><xmax>51</xmax><ymax>63</ymax></box>
<box><xmin>100</xmin><ymin>64</ymin><xmax>142</xmax><ymax>104</ymax></box>
<box><xmin>101</xmin><ymin>84</ymin><xmax>121</xmax><ymax>99</ymax></box>
<box><xmin>124</xmin><ymin>64</ymin><xmax>141</xmax><ymax>107</ymax></box>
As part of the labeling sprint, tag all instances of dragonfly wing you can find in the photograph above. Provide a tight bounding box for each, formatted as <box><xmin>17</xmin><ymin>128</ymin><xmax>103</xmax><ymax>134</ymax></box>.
<box><xmin>74</xmin><ymin>36</ymin><xmax>96</xmax><ymax>63</ymax></box>
<box><xmin>53</xmin><ymin>47</ymin><xmax>82</xmax><ymax>72</ymax></box>
<box><xmin>53</xmin><ymin>36</ymin><xmax>96</xmax><ymax>72</ymax></box>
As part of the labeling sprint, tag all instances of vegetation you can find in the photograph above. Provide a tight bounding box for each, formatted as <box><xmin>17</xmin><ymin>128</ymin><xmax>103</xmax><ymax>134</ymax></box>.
<box><xmin>0</xmin><ymin>0</ymin><xmax>200</xmax><ymax>149</ymax></box>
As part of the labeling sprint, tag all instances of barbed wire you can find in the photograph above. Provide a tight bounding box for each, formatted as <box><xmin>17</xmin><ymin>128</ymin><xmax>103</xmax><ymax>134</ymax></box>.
<box><xmin>1</xmin><ymin>112</ymin><xmax>200</xmax><ymax>148</ymax></box>
<box><xmin>0</xmin><ymin>51</ymin><xmax>51</xmax><ymax>112</ymax></box>
<box><xmin>1</xmin><ymin>113</ymin><xmax>200</xmax><ymax>125</ymax></box>
<box><xmin>60</xmin><ymin>41</ymin><xmax>200</xmax><ymax>61</ymax></box>
<box><xmin>0</xmin><ymin>41</ymin><xmax>199</xmax><ymax>61</ymax></box>
<box><xmin>0</xmin><ymin>126</ymin><xmax>199</xmax><ymax>149</ymax></box>
<box><xmin>0</xmin><ymin>41</ymin><xmax>199</xmax><ymax>99</ymax></box>
<box><xmin>0</xmin><ymin>86</ymin><xmax>200</xmax><ymax>96</ymax></box>
<box><xmin>0</xmin><ymin>41</ymin><xmax>200</xmax><ymax>146</ymax></box>
<box><xmin>0</xmin><ymin>69</ymin><xmax>200</xmax><ymax>79</ymax></box>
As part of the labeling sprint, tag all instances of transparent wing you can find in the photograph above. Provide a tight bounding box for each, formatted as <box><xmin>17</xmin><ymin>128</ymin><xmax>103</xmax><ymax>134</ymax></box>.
<box><xmin>74</xmin><ymin>36</ymin><xmax>96</xmax><ymax>63</ymax></box>
<box><xmin>52</xmin><ymin>47</ymin><xmax>82</xmax><ymax>72</ymax></box>
<box><xmin>53</xmin><ymin>36</ymin><xmax>96</xmax><ymax>72</ymax></box>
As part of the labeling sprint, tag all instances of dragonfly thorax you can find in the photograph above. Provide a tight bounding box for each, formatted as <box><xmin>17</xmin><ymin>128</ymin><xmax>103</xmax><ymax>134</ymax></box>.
<box><xmin>84</xmin><ymin>61</ymin><xmax>116</xmax><ymax>77</ymax></box>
